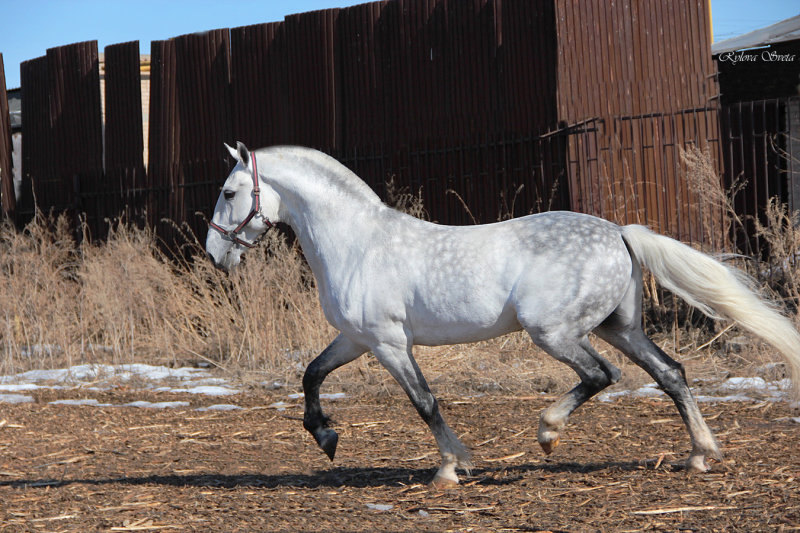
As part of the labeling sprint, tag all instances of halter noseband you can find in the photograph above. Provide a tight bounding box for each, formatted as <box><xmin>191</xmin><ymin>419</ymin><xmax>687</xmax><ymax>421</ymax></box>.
<box><xmin>208</xmin><ymin>152</ymin><xmax>273</xmax><ymax>248</ymax></box>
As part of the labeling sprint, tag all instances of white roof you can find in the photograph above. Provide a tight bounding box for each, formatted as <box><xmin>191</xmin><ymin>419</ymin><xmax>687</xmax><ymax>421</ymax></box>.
<box><xmin>712</xmin><ymin>13</ymin><xmax>800</xmax><ymax>55</ymax></box>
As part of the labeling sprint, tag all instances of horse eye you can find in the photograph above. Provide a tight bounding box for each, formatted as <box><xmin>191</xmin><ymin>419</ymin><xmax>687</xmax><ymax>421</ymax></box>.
<box><xmin>223</xmin><ymin>190</ymin><xmax>235</xmax><ymax>200</ymax></box>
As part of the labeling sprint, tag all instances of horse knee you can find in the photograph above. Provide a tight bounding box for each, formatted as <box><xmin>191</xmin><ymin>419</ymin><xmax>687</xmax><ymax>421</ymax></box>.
<box><xmin>413</xmin><ymin>394</ymin><xmax>439</xmax><ymax>426</ymax></box>
<box><xmin>655</xmin><ymin>363</ymin><xmax>689</xmax><ymax>397</ymax></box>
<box><xmin>302</xmin><ymin>358</ymin><xmax>323</xmax><ymax>392</ymax></box>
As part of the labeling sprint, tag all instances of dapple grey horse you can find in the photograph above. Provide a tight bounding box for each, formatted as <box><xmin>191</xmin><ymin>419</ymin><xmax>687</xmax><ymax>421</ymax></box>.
<box><xmin>206</xmin><ymin>143</ymin><xmax>800</xmax><ymax>485</ymax></box>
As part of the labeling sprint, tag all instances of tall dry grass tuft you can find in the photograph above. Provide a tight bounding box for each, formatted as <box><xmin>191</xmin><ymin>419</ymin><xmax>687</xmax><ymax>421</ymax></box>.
<box><xmin>753</xmin><ymin>198</ymin><xmax>800</xmax><ymax>311</ymax></box>
<box><xmin>78</xmin><ymin>220</ymin><xmax>193</xmax><ymax>365</ymax></box>
<box><xmin>79</xmin><ymin>223</ymin><xmax>336</xmax><ymax>380</ymax></box>
<box><xmin>0</xmin><ymin>212</ymin><xmax>81</xmax><ymax>375</ymax></box>
<box><xmin>680</xmin><ymin>145</ymin><xmax>747</xmax><ymax>253</ymax></box>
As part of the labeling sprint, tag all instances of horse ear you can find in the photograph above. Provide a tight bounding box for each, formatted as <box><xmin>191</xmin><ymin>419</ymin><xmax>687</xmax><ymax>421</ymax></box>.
<box><xmin>235</xmin><ymin>142</ymin><xmax>251</xmax><ymax>166</ymax></box>
<box><xmin>224</xmin><ymin>142</ymin><xmax>240</xmax><ymax>162</ymax></box>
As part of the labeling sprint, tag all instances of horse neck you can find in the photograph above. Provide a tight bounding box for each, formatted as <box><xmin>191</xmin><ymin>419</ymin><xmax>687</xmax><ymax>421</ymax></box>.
<box><xmin>268</xmin><ymin>155</ymin><xmax>386</xmax><ymax>280</ymax></box>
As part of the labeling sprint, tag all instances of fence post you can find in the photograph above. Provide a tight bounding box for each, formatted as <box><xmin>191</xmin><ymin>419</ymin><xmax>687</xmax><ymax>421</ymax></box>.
<box><xmin>0</xmin><ymin>53</ymin><xmax>14</xmax><ymax>220</ymax></box>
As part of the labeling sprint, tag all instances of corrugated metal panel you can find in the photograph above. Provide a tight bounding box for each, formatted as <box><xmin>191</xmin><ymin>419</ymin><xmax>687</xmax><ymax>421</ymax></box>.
<box><xmin>230</xmin><ymin>22</ymin><xmax>289</xmax><ymax>148</ymax></box>
<box><xmin>554</xmin><ymin>0</ymin><xmax>721</xmax><ymax>241</ymax></box>
<box><xmin>104</xmin><ymin>41</ymin><xmax>146</xmax><ymax>225</ymax></box>
<box><xmin>147</xmin><ymin>39</ymin><xmax>179</xmax><ymax>235</ymax></box>
<box><xmin>19</xmin><ymin>56</ymin><xmax>51</xmax><ymax>220</ymax></box>
<box><xmin>339</xmin><ymin>2</ymin><xmax>388</xmax><ymax>148</ymax></box>
<box><xmin>556</xmin><ymin>0</ymin><xmax>718</xmax><ymax>121</ymax></box>
<box><xmin>173</xmin><ymin>30</ymin><xmax>232</xmax><ymax>240</ymax></box>
<box><xmin>285</xmin><ymin>9</ymin><xmax>342</xmax><ymax>151</ymax></box>
<box><xmin>498</xmin><ymin>0</ymin><xmax>557</xmax><ymax>136</ymax></box>
<box><xmin>720</xmin><ymin>99</ymin><xmax>792</xmax><ymax>255</ymax></box>
<box><xmin>0</xmin><ymin>53</ymin><xmax>13</xmax><ymax>218</ymax></box>
<box><xmin>46</xmin><ymin>41</ymin><xmax>104</xmax><ymax>236</ymax></box>
<box><xmin>105</xmin><ymin>42</ymin><xmax>144</xmax><ymax>170</ymax></box>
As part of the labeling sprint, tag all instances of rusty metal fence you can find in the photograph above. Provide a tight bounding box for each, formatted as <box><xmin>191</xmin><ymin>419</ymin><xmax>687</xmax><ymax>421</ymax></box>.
<box><xmin>719</xmin><ymin>97</ymin><xmax>800</xmax><ymax>255</ymax></box>
<box><xmin>0</xmin><ymin>0</ymin><xmax>794</xmax><ymax>255</ymax></box>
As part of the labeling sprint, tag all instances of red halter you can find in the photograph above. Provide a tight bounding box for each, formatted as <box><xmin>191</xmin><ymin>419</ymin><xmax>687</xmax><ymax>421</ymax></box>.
<box><xmin>208</xmin><ymin>151</ymin><xmax>273</xmax><ymax>248</ymax></box>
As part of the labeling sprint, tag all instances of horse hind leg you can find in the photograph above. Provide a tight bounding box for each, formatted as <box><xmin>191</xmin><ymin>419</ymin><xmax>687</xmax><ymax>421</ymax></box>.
<box><xmin>595</xmin><ymin>266</ymin><xmax>721</xmax><ymax>472</ymax></box>
<box><xmin>529</xmin><ymin>331</ymin><xmax>622</xmax><ymax>454</ymax></box>
<box><xmin>596</xmin><ymin>321</ymin><xmax>722</xmax><ymax>472</ymax></box>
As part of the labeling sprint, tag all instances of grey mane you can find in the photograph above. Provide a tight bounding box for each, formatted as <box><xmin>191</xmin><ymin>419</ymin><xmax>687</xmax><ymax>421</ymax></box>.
<box><xmin>260</xmin><ymin>146</ymin><xmax>383</xmax><ymax>207</ymax></box>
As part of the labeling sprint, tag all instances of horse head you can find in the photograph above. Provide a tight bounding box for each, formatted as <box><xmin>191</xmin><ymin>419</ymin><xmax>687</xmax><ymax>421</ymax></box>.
<box><xmin>205</xmin><ymin>142</ymin><xmax>280</xmax><ymax>270</ymax></box>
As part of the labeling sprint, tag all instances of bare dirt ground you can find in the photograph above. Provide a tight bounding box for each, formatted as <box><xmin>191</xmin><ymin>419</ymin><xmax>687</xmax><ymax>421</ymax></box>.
<box><xmin>1</xmin><ymin>387</ymin><xmax>799</xmax><ymax>532</ymax></box>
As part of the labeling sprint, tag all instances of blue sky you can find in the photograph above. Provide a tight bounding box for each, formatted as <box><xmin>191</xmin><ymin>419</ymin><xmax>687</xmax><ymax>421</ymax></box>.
<box><xmin>2</xmin><ymin>0</ymin><xmax>799</xmax><ymax>89</ymax></box>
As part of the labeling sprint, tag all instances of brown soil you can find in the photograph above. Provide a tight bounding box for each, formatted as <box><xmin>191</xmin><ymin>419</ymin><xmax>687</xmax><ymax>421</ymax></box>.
<box><xmin>1</xmin><ymin>387</ymin><xmax>798</xmax><ymax>532</ymax></box>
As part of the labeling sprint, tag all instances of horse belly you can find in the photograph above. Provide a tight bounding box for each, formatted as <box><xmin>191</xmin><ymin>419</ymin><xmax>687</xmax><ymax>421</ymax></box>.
<box><xmin>407</xmin><ymin>293</ymin><xmax>523</xmax><ymax>346</ymax></box>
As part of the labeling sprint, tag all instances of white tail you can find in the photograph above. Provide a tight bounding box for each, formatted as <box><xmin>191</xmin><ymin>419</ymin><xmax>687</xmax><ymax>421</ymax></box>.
<box><xmin>621</xmin><ymin>224</ymin><xmax>800</xmax><ymax>397</ymax></box>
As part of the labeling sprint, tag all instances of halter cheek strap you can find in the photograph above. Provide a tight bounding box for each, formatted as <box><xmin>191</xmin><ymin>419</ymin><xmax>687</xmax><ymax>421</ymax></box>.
<box><xmin>209</xmin><ymin>151</ymin><xmax>274</xmax><ymax>248</ymax></box>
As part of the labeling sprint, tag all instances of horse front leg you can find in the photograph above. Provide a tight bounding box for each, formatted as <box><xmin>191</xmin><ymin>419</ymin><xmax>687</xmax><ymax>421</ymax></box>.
<box><xmin>302</xmin><ymin>334</ymin><xmax>367</xmax><ymax>461</ymax></box>
<box><xmin>372</xmin><ymin>341</ymin><xmax>472</xmax><ymax>486</ymax></box>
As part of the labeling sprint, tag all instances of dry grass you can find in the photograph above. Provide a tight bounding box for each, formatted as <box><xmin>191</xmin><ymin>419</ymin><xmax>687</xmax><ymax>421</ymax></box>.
<box><xmin>0</xmin><ymin>214</ymin><xmax>336</xmax><ymax>386</ymax></box>
<box><xmin>1</xmin><ymin>153</ymin><xmax>798</xmax><ymax>395</ymax></box>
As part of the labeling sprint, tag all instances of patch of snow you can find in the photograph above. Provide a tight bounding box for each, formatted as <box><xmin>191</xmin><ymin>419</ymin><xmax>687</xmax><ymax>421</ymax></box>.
<box><xmin>0</xmin><ymin>364</ymin><xmax>250</xmax><ymax>410</ymax></box>
<box><xmin>196</xmin><ymin>404</ymin><xmax>243</xmax><ymax>412</ymax></box>
<box><xmin>114</xmin><ymin>364</ymin><xmax>211</xmax><ymax>382</ymax></box>
<box><xmin>718</xmin><ymin>377</ymin><xmax>768</xmax><ymax>390</ymax></box>
<box><xmin>181</xmin><ymin>386</ymin><xmax>239</xmax><ymax>396</ymax></box>
<box><xmin>321</xmin><ymin>392</ymin><xmax>346</xmax><ymax>400</ymax></box>
<box><xmin>695</xmin><ymin>394</ymin><xmax>754</xmax><ymax>403</ymax></box>
<box><xmin>0</xmin><ymin>383</ymin><xmax>41</xmax><ymax>392</ymax></box>
<box><xmin>13</xmin><ymin>368</ymin><xmax>71</xmax><ymax>382</ymax></box>
<box><xmin>123</xmin><ymin>400</ymin><xmax>191</xmax><ymax>409</ymax></box>
<box><xmin>287</xmin><ymin>392</ymin><xmax>346</xmax><ymax>400</ymax></box>
<box><xmin>366</xmin><ymin>503</ymin><xmax>394</xmax><ymax>511</ymax></box>
<box><xmin>50</xmin><ymin>399</ymin><xmax>114</xmax><ymax>407</ymax></box>
<box><xmin>182</xmin><ymin>378</ymin><xmax>229</xmax><ymax>387</ymax></box>
<box><xmin>0</xmin><ymin>393</ymin><xmax>34</xmax><ymax>404</ymax></box>
<box><xmin>599</xmin><ymin>383</ymin><xmax>665</xmax><ymax>402</ymax></box>
<box><xmin>600</xmin><ymin>376</ymin><xmax>796</xmax><ymax>404</ymax></box>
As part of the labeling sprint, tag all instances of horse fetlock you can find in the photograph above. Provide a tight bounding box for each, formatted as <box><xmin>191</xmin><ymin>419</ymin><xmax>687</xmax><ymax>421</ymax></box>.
<box><xmin>538</xmin><ymin>411</ymin><xmax>565</xmax><ymax>453</ymax></box>
<box><xmin>430</xmin><ymin>452</ymin><xmax>466</xmax><ymax>487</ymax></box>
<box><xmin>687</xmin><ymin>453</ymin><xmax>710</xmax><ymax>473</ymax></box>
<box><xmin>686</xmin><ymin>441</ymin><xmax>722</xmax><ymax>473</ymax></box>
<box><xmin>449</xmin><ymin>450</ymin><xmax>473</xmax><ymax>475</ymax></box>
<box><xmin>539</xmin><ymin>408</ymin><xmax>567</xmax><ymax>432</ymax></box>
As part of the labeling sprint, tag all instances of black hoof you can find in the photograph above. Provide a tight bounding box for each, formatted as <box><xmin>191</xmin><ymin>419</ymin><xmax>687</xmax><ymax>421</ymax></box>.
<box><xmin>314</xmin><ymin>428</ymin><xmax>338</xmax><ymax>461</ymax></box>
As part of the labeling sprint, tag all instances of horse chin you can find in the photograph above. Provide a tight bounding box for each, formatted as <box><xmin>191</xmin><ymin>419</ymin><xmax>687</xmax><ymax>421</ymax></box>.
<box><xmin>215</xmin><ymin>249</ymin><xmax>243</xmax><ymax>271</ymax></box>
<box><xmin>206</xmin><ymin>232</ymin><xmax>242</xmax><ymax>271</ymax></box>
